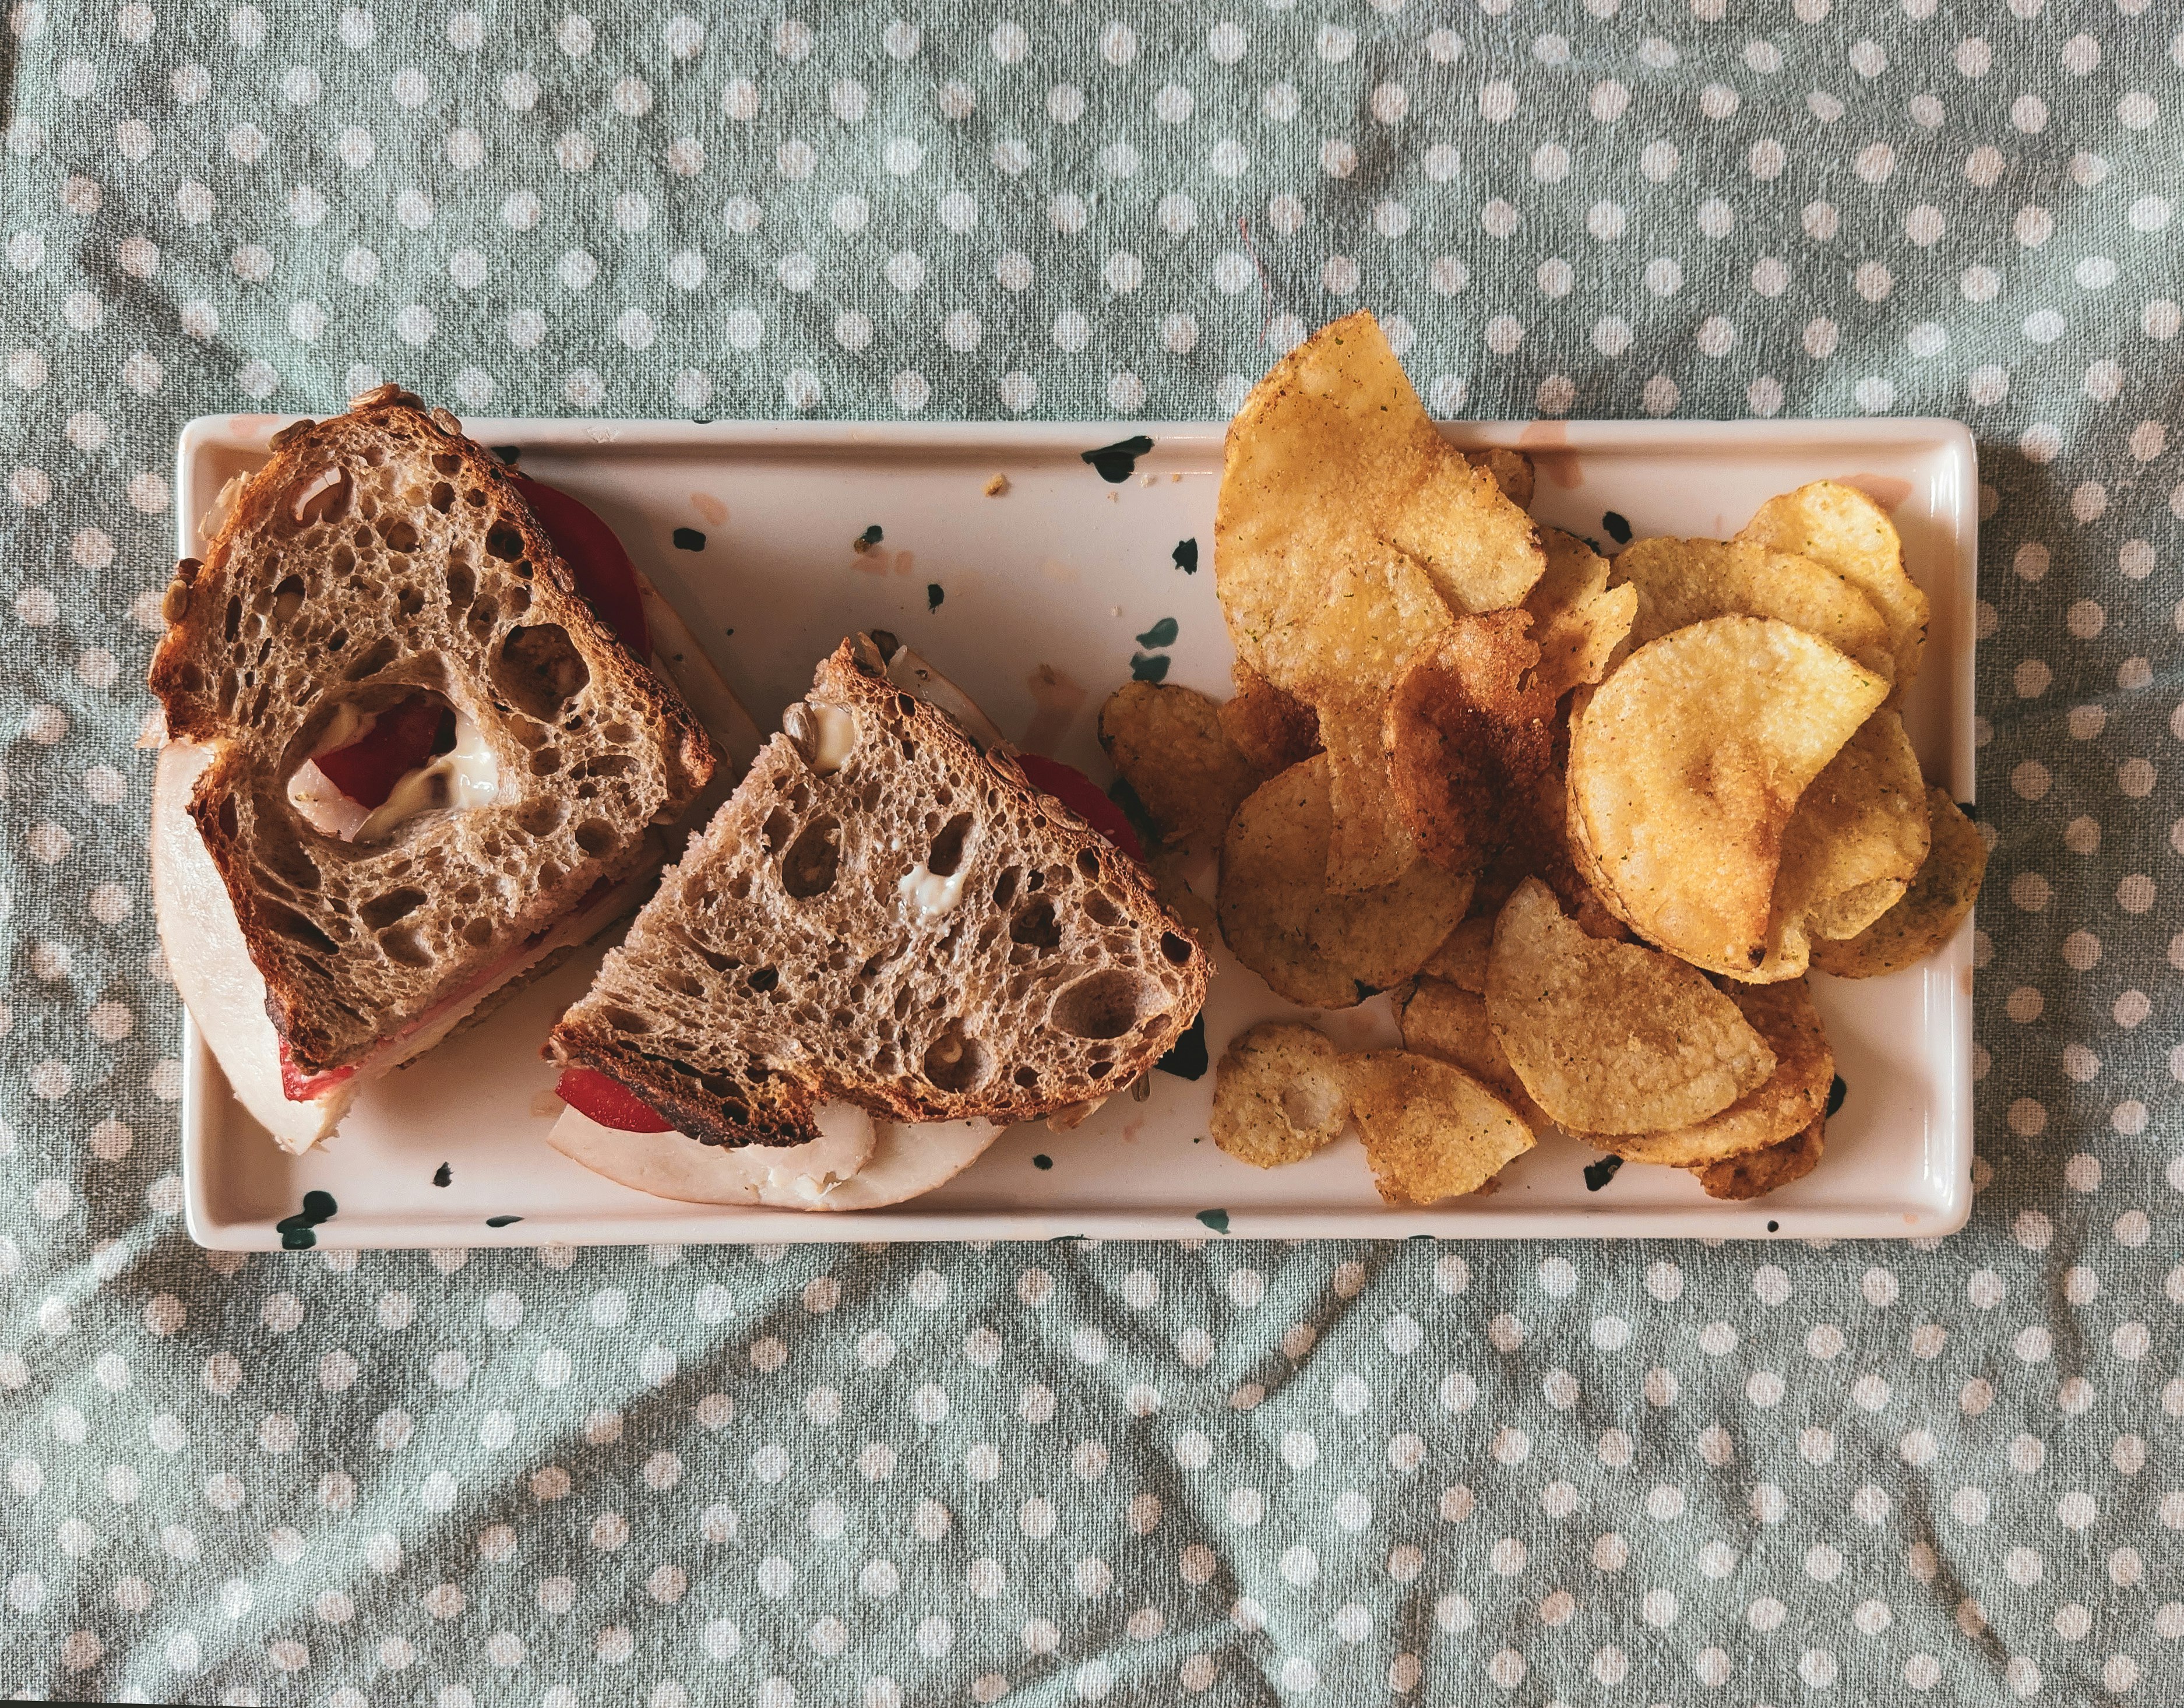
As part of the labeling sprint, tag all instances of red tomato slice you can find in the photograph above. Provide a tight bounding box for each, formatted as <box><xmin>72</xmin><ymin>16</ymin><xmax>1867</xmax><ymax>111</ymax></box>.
<box><xmin>313</xmin><ymin>695</ymin><xmax>452</xmax><ymax>809</ymax></box>
<box><xmin>1013</xmin><ymin>752</ymin><xmax>1146</xmax><ymax>864</ymax></box>
<box><xmin>557</xmin><ymin>1066</ymin><xmax>675</xmax><ymax>1133</ymax></box>
<box><xmin>280</xmin><ymin>1045</ymin><xmax>355</xmax><ymax>1103</ymax></box>
<box><xmin>513</xmin><ymin>474</ymin><xmax>650</xmax><ymax>656</ymax></box>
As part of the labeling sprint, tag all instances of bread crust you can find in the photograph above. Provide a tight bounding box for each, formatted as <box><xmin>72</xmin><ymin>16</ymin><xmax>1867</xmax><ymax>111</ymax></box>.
<box><xmin>149</xmin><ymin>388</ymin><xmax>717</xmax><ymax>1072</ymax></box>
<box><xmin>552</xmin><ymin>638</ymin><xmax>1211</xmax><ymax>1147</ymax></box>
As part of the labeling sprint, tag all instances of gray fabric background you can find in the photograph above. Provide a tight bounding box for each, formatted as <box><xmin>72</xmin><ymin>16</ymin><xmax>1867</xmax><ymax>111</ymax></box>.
<box><xmin>3</xmin><ymin>2</ymin><xmax>2181</xmax><ymax>1702</ymax></box>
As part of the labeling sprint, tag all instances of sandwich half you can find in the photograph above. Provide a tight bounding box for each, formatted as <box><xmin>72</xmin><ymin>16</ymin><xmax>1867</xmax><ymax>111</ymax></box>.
<box><xmin>546</xmin><ymin>635</ymin><xmax>1211</xmax><ymax>1207</ymax></box>
<box><xmin>149</xmin><ymin>385</ymin><xmax>729</xmax><ymax>1151</ymax></box>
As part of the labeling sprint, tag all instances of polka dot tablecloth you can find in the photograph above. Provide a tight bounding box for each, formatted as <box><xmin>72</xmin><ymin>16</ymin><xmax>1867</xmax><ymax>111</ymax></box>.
<box><xmin>3</xmin><ymin>2</ymin><xmax>2182</xmax><ymax>1702</ymax></box>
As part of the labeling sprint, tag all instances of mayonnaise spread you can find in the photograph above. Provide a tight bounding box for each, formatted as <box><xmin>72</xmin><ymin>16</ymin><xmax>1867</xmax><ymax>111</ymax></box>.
<box><xmin>286</xmin><ymin>705</ymin><xmax>499</xmax><ymax>843</ymax></box>
<box><xmin>897</xmin><ymin>862</ymin><xmax>968</xmax><ymax>922</ymax></box>
<box><xmin>811</xmin><ymin>703</ymin><xmax>858</xmax><ymax>774</ymax></box>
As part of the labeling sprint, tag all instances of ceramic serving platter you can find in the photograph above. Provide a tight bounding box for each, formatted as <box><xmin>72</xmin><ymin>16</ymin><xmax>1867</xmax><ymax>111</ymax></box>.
<box><xmin>175</xmin><ymin>413</ymin><xmax>1978</xmax><ymax>1248</ymax></box>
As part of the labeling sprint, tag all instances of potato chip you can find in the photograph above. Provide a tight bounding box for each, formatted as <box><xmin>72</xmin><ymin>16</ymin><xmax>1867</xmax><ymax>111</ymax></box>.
<box><xmin>1465</xmin><ymin>446</ymin><xmax>1536</xmax><ymax>510</ymax></box>
<box><xmin>1216</xmin><ymin>313</ymin><xmax>1548</xmax><ymax>889</ymax></box>
<box><xmin>1692</xmin><ymin>1116</ymin><xmax>1824</xmax><ymax>1200</ymax></box>
<box><xmin>1812</xmin><ymin>788</ymin><xmax>1986</xmax><ymax>978</ymax></box>
<box><xmin>1616</xmin><ymin>536</ymin><xmax>1896</xmax><ymax>682</ymax></box>
<box><xmin>1524</xmin><ymin>528</ymin><xmax>1638</xmax><ymax>702</ymax></box>
<box><xmin>1346</xmin><ymin>1050</ymin><xmax>1534</xmax><ymax>1205</ymax></box>
<box><xmin>1210</xmin><ymin>1021</ymin><xmax>1351</xmax><ymax>1168</ymax></box>
<box><xmin>1218</xmin><ymin>311</ymin><xmax>1547</xmax><ymax>629</ymax></box>
<box><xmin>1486</xmin><ymin>878</ymin><xmax>1776</xmax><ymax>1134</ymax></box>
<box><xmin>1296</xmin><ymin>544</ymin><xmax>1470</xmax><ymax>890</ymax></box>
<box><xmin>1739</xmin><ymin>480</ymin><xmax>1929</xmax><ymax>696</ymax></box>
<box><xmin>1567</xmin><ymin>616</ymin><xmax>1890</xmax><ymax>976</ymax></box>
<box><xmin>1218</xmin><ymin>755</ymin><xmax>1474</xmax><ymax>1008</ymax></box>
<box><xmin>1237</xmin><ymin>541</ymin><xmax>1456</xmax><ymax>892</ymax></box>
<box><xmin>1386</xmin><ymin>611</ymin><xmax>1556</xmax><ymax>877</ymax></box>
<box><xmin>1097</xmin><ymin>681</ymin><xmax>1262</xmax><ymax>848</ymax></box>
<box><xmin>1804</xmin><ymin>878</ymin><xmax>1898</xmax><ymax>943</ymax></box>
<box><xmin>1221</xmin><ymin>660</ymin><xmax>1321</xmax><ymax>776</ymax></box>
<box><xmin>1761</xmin><ymin>709</ymin><xmax>1931</xmax><ymax>977</ymax></box>
<box><xmin>1597</xmin><ymin>978</ymin><xmax>1833</xmax><ymax>1165</ymax></box>
<box><xmin>1288</xmin><ymin>544</ymin><xmax>1456</xmax><ymax>691</ymax></box>
<box><xmin>1400</xmin><ymin>977</ymin><xmax>1552</xmax><ymax>1129</ymax></box>
<box><xmin>1318</xmin><ymin>689</ymin><xmax>1426</xmax><ymax>893</ymax></box>
<box><xmin>1419</xmin><ymin>915</ymin><xmax>1494</xmax><ymax>991</ymax></box>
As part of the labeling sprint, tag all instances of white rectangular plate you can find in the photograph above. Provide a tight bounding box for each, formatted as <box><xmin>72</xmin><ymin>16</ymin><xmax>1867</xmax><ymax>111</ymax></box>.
<box><xmin>177</xmin><ymin>413</ymin><xmax>1977</xmax><ymax>1247</ymax></box>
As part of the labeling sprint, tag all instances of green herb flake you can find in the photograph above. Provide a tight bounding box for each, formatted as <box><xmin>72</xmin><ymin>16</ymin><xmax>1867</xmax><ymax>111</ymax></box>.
<box><xmin>1082</xmin><ymin>435</ymin><xmax>1154</xmax><ymax>483</ymax></box>
<box><xmin>1156</xmin><ymin>1012</ymin><xmax>1209</xmax><ymax>1080</ymax></box>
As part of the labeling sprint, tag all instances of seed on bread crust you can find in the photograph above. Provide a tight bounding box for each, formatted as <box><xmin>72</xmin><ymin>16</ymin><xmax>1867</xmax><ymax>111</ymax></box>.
<box><xmin>779</xmin><ymin>700</ymin><xmax>818</xmax><ymax>769</ymax></box>
<box><xmin>348</xmin><ymin>381</ymin><xmax>422</xmax><ymax>411</ymax></box>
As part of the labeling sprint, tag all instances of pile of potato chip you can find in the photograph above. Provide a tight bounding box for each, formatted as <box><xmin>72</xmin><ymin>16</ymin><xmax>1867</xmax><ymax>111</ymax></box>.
<box><xmin>1206</xmin><ymin>1020</ymin><xmax>1534</xmax><ymax>1206</ymax></box>
<box><xmin>1100</xmin><ymin>310</ymin><xmax>1985</xmax><ymax>1207</ymax></box>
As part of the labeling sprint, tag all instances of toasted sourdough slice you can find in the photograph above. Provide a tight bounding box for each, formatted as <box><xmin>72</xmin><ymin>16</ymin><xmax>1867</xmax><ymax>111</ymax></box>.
<box><xmin>552</xmin><ymin>637</ymin><xmax>1213</xmax><ymax>1146</ymax></box>
<box><xmin>148</xmin><ymin>386</ymin><xmax>717</xmax><ymax>1075</ymax></box>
